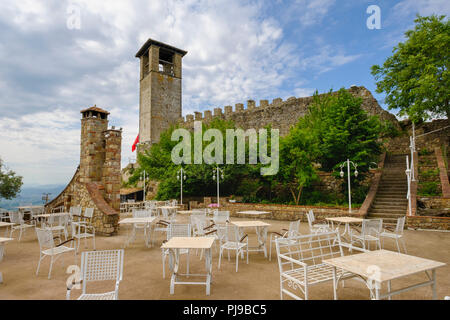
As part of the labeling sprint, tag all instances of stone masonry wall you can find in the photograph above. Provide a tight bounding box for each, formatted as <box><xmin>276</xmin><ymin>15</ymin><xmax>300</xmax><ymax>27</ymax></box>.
<box><xmin>179</xmin><ymin>86</ymin><xmax>398</xmax><ymax>135</ymax></box>
<box><xmin>80</xmin><ymin>117</ymin><xmax>107</xmax><ymax>183</ymax></box>
<box><xmin>103</xmin><ymin>129</ymin><xmax>122</xmax><ymax>211</ymax></box>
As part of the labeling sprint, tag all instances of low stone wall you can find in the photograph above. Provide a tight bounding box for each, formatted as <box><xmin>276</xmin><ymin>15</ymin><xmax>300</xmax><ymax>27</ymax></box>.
<box><xmin>45</xmin><ymin>167</ymin><xmax>119</xmax><ymax>236</ymax></box>
<box><xmin>435</xmin><ymin>147</ymin><xmax>450</xmax><ymax>197</ymax></box>
<box><xmin>221</xmin><ymin>202</ymin><xmax>361</xmax><ymax>222</ymax></box>
<box><xmin>406</xmin><ymin>215</ymin><xmax>450</xmax><ymax>231</ymax></box>
<box><xmin>418</xmin><ymin>196</ymin><xmax>450</xmax><ymax>217</ymax></box>
<box><xmin>359</xmin><ymin>153</ymin><xmax>386</xmax><ymax>216</ymax></box>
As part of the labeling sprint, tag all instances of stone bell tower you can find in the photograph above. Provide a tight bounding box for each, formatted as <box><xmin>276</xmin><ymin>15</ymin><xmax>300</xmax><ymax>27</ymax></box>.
<box><xmin>135</xmin><ymin>39</ymin><xmax>187</xmax><ymax>151</ymax></box>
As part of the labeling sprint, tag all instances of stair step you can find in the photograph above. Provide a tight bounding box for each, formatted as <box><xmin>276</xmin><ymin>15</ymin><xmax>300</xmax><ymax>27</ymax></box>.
<box><xmin>374</xmin><ymin>200</ymin><xmax>408</xmax><ymax>205</ymax></box>
<box><xmin>370</xmin><ymin>208</ymin><xmax>406</xmax><ymax>214</ymax></box>
<box><xmin>371</xmin><ymin>204</ymin><xmax>407</xmax><ymax>209</ymax></box>
<box><xmin>377</xmin><ymin>190</ymin><xmax>407</xmax><ymax>193</ymax></box>
<box><xmin>367</xmin><ymin>212</ymin><xmax>405</xmax><ymax>218</ymax></box>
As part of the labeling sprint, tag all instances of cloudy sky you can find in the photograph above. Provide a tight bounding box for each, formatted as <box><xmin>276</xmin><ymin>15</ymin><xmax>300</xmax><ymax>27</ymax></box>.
<box><xmin>0</xmin><ymin>0</ymin><xmax>448</xmax><ymax>187</ymax></box>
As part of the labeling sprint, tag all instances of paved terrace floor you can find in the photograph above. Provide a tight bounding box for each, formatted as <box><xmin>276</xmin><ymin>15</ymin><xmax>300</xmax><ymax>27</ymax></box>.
<box><xmin>0</xmin><ymin>215</ymin><xmax>449</xmax><ymax>300</ymax></box>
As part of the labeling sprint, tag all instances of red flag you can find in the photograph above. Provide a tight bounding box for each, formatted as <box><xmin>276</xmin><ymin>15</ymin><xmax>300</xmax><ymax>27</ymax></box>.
<box><xmin>132</xmin><ymin>134</ymin><xmax>139</xmax><ymax>152</ymax></box>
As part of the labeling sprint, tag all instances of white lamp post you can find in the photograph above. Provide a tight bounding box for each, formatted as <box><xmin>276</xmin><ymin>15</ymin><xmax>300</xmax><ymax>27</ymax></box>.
<box><xmin>177</xmin><ymin>168</ymin><xmax>187</xmax><ymax>205</ymax></box>
<box><xmin>140</xmin><ymin>170</ymin><xmax>147</xmax><ymax>201</ymax></box>
<box><xmin>212</xmin><ymin>166</ymin><xmax>224</xmax><ymax>207</ymax></box>
<box><xmin>339</xmin><ymin>159</ymin><xmax>358</xmax><ymax>213</ymax></box>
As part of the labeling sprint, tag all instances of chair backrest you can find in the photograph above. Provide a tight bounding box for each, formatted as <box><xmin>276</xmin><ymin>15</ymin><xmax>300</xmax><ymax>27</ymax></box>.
<box><xmin>70</xmin><ymin>206</ymin><xmax>82</xmax><ymax>217</ymax></box>
<box><xmin>84</xmin><ymin>208</ymin><xmax>94</xmax><ymax>219</ymax></box>
<box><xmin>287</xmin><ymin>220</ymin><xmax>301</xmax><ymax>237</ymax></box>
<box><xmin>275</xmin><ymin>231</ymin><xmax>343</xmax><ymax>273</ymax></box>
<box><xmin>362</xmin><ymin>219</ymin><xmax>383</xmax><ymax>237</ymax></box>
<box><xmin>306</xmin><ymin>210</ymin><xmax>315</xmax><ymax>229</ymax></box>
<box><xmin>161</xmin><ymin>208</ymin><xmax>170</xmax><ymax>220</ymax></box>
<box><xmin>30</xmin><ymin>206</ymin><xmax>44</xmax><ymax>216</ymax></box>
<box><xmin>216</xmin><ymin>224</ymin><xmax>240</xmax><ymax>243</ymax></box>
<box><xmin>192</xmin><ymin>218</ymin><xmax>207</xmax><ymax>236</ymax></box>
<box><xmin>80</xmin><ymin>249</ymin><xmax>124</xmax><ymax>293</ymax></box>
<box><xmin>9</xmin><ymin>211</ymin><xmax>24</xmax><ymax>224</ymax></box>
<box><xmin>395</xmin><ymin>216</ymin><xmax>406</xmax><ymax>235</ymax></box>
<box><xmin>213</xmin><ymin>211</ymin><xmax>230</xmax><ymax>224</ymax></box>
<box><xmin>35</xmin><ymin>228</ymin><xmax>55</xmax><ymax>250</ymax></box>
<box><xmin>132</xmin><ymin>209</ymin><xmax>151</xmax><ymax>218</ymax></box>
<box><xmin>127</xmin><ymin>199</ymin><xmax>135</xmax><ymax>203</ymax></box>
<box><xmin>167</xmin><ymin>223</ymin><xmax>191</xmax><ymax>239</ymax></box>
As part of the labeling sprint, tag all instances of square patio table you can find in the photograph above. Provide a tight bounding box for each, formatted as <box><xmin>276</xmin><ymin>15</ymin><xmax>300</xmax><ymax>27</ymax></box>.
<box><xmin>0</xmin><ymin>222</ymin><xmax>14</xmax><ymax>237</ymax></box>
<box><xmin>323</xmin><ymin>249</ymin><xmax>446</xmax><ymax>300</ymax></box>
<box><xmin>161</xmin><ymin>237</ymin><xmax>215</xmax><ymax>295</ymax></box>
<box><xmin>119</xmin><ymin>217</ymin><xmax>156</xmax><ymax>248</ymax></box>
<box><xmin>231</xmin><ymin>221</ymin><xmax>271</xmax><ymax>258</ymax></box>
<box><xmin>326</xmin><ymin>217</ymin><xmax>364</xmax><ymax>239</ymax></box>
<box><xmin>0</xmin><ymin>237</ymin><xmax>14</xmax><ymax>284</ymax></box>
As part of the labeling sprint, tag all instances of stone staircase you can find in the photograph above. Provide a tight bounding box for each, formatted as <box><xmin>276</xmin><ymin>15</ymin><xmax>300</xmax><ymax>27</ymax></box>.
<box><xmin>367</xmin><ymin>154</ymin><xmax>408</xmax><ymax>225</ymax></box>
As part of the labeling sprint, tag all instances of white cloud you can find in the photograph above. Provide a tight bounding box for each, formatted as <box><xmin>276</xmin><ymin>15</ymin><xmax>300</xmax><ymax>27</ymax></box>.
<box><xmin>0</xmin><ymin>0</ymin><xmax>363</xmax><ymax>186</ymax></box>
<box><xmin>393</xmin><ymin>0</ymin><xmax>450</xmax><ymax>17</ymax></box>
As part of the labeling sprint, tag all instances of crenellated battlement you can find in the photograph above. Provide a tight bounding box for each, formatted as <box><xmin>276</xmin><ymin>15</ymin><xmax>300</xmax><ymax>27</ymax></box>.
<box><xmin>178</xmin><ymin>86</ymin><xmax>398</xmax><ymax>135</ymax></box>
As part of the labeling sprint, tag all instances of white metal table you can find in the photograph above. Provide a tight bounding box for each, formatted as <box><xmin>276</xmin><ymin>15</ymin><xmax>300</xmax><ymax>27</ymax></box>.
<box><xmin>0</xmin><ymin>222</ymin><xmax>14</xmax><ymax>237</ymax></box>
<box><xmin>324</xmin><ymin>249</ymin><xmax>446</xmax><ymax>300</ymax></box>
<box><xmin>119</xmin><ymin>217</ymin><xmax>156</xmax><ymax>248</ymax></box>
<box><xmin>161</xmin><ymin>237</ymin><xmax>215</xmax><ymax>295</ymax></box>
<box><xmin>32</xmin><ymin>212</ymin><xmax>70</xmax><ymax>226</ymax></box>
<box><xmin>0</xmin><ymin>237</ymin><xmax>14</xmax><ymax>284</ymax></box>
<box><xmin>237</xmin><ymin>210</ymin><xmax>271</xmax><ymax>219</ymax></box>
<box><xmin>231</xmin><ymin>221</ymin><xmax>271</xmax><ymax>258</ymax></box>
<box><xmin>326</xmin><ymin>216</ymin><xmax>364</xmax><ymax>240</ymax></box>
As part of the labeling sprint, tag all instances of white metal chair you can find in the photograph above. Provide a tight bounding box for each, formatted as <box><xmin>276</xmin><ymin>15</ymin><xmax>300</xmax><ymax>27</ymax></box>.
<box><xmin>350</xmin><ymin>219</ymin><xmax>382</xmax><ymax>251</ymax></box>
<box><xmin>217</xmin><ymin>224</ymin><xmax>248</xmax><ymax>272</ymax></box>
<box><xmin>45</xmin><ymin>214</ymin><xmax>70</xmax><ymax>240</ymax></box>
<box><xmin>129</xmin><ymin>209</ymin><xmax>153</xmax><ymax>244</ymax></box>
<box><xmin>275</xmin><ymin>230</ymin><xmax>365</xmax><ymax>300</ymax></box>
<box><xmin>306</xmin><ymin>210</ymin><xmax>330</xmax><ymax>234</ymax></box>
<box><xmin>71</xmin><ymin>208</ymin><xmax>95</xmax><ymax>253</ymax></box>
<box><xmin>66</xmin><ymin>249</ymin><xmax>124</xmax><ymax>300</ymax></box>
<box><xmin>161</xmin><ymin>223</ymin><xmax>191</xmax><ymax>279</ymax></box>
<box><xmin>152</xmin><ymin>208</ymin><xmax>174</xmax><ymax>245</ymax></box>
<box><xmin>9</xmin><ymin>211</ymin><xmax>34</xmax><ymax>241</ymax></box>
<box><xmin>379</xmin><ymin>216</ymin><xmax>407</xmax><ymax>253</ymax></box>
<box><xmin>269</xmin><ymin>219</ymin><xmax>301</xmax><ymax>261</ymax></box>
<box><xmin>35</xmin><ymin>228</ymin><xmax>75</xmax><ymax>279</ymax></box>
<box><xmin>68</xmin><ymin>206</ymin><xmax>82</xmax><ymax>226</ymax></box>
<box><xmin>212</xmin><ymin>211</ymin><xmax>230</xmax><ymax>225</ymax></box>
<box><xmin>192</xmin><ymin>217</ymin><xmax>217</xmax><ymax>259</ymax></box>
<box><xmin>30</xmin><ymin>206</ymin><xmax>44</xmax><ymax>220</ymax></box>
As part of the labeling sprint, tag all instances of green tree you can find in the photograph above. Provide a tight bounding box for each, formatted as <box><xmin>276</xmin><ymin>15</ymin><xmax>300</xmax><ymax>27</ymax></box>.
<box><xmin>129</xmin><ymin>119</ymin><xmax>259</xmax><ymax>200</ymax></box>
<box><xmin>317</xmin><ymin>89</ymin><xmax>383</xmax><ymax>173</ymax></box>
<box><xmin>0</xmin><ymin>158</ymin><xmax>23</xmax><ymax>200</ymax></box>
<box><xmin>371</xmin><ymin>15</ymin><xmax>450</xmax><ymax>121</ymax></box>
<box><xmin>278</xmin><ymin>89</ymin><xmax>384</xmax><ymax>205</ymax></box>
<box><xmin>278</xmin><ymin>124</ymin><xmax>319</xmax><ymax>205</ymax></box>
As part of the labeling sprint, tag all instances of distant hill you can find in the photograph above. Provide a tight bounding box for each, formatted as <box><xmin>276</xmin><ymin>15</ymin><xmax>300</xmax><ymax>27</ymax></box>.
<box><xmin>0</xmin><ymin>184</ymin><xmax>65</xmax><ymax>211</ymax></box>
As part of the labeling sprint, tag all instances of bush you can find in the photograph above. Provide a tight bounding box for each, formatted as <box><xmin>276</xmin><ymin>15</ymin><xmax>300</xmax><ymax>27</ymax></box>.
<box><xmin>418</xmin><ymin>181</ymin><xmax>441</xmax><ymax>196</ymax></box>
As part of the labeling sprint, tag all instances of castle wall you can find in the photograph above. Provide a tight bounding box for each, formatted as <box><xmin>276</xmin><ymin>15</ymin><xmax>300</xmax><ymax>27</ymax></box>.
<box><xmin>102</xmin><ymin>129</ymin><xmax>122</xmax><ymax>210</ymax></box>
<box><xmin>179</xmin><ymin>86</ymin><xmax>398</xmax><ymax>135</ymax></box>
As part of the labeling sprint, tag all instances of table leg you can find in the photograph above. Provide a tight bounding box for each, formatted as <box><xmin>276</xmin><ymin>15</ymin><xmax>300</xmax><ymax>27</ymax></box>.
<box><xmin>432</xmin><ymin>269</ymin><xmax>437</xmax><ymax>300</ymax></box>
<box><xmin>387</xmin><ymin>280</ymin><xmax>391</xmax><ymax>300</ymax></box>
<box><xmin>255</xmin><ymin>226</ymin><xmax>268</xmax><ymax>258</ymax></box>
<box><xmin>332</xmin><ymin>266</ymin><xmax>337</xmax><ymax>300</ymax></box>
<box><xmin>205</xmin><ymin>247</ymin><xmax>212</xmax><ymax>295</ymax></box>
<box><xmin>375</xmin><ymin>282</ymin><xmax>380</xmax><ymax>300</ymax></box>
<box><xmin>170</xmin><ymin>248</ymin><xmax>180</xmax><ymax>295</ymax></box>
